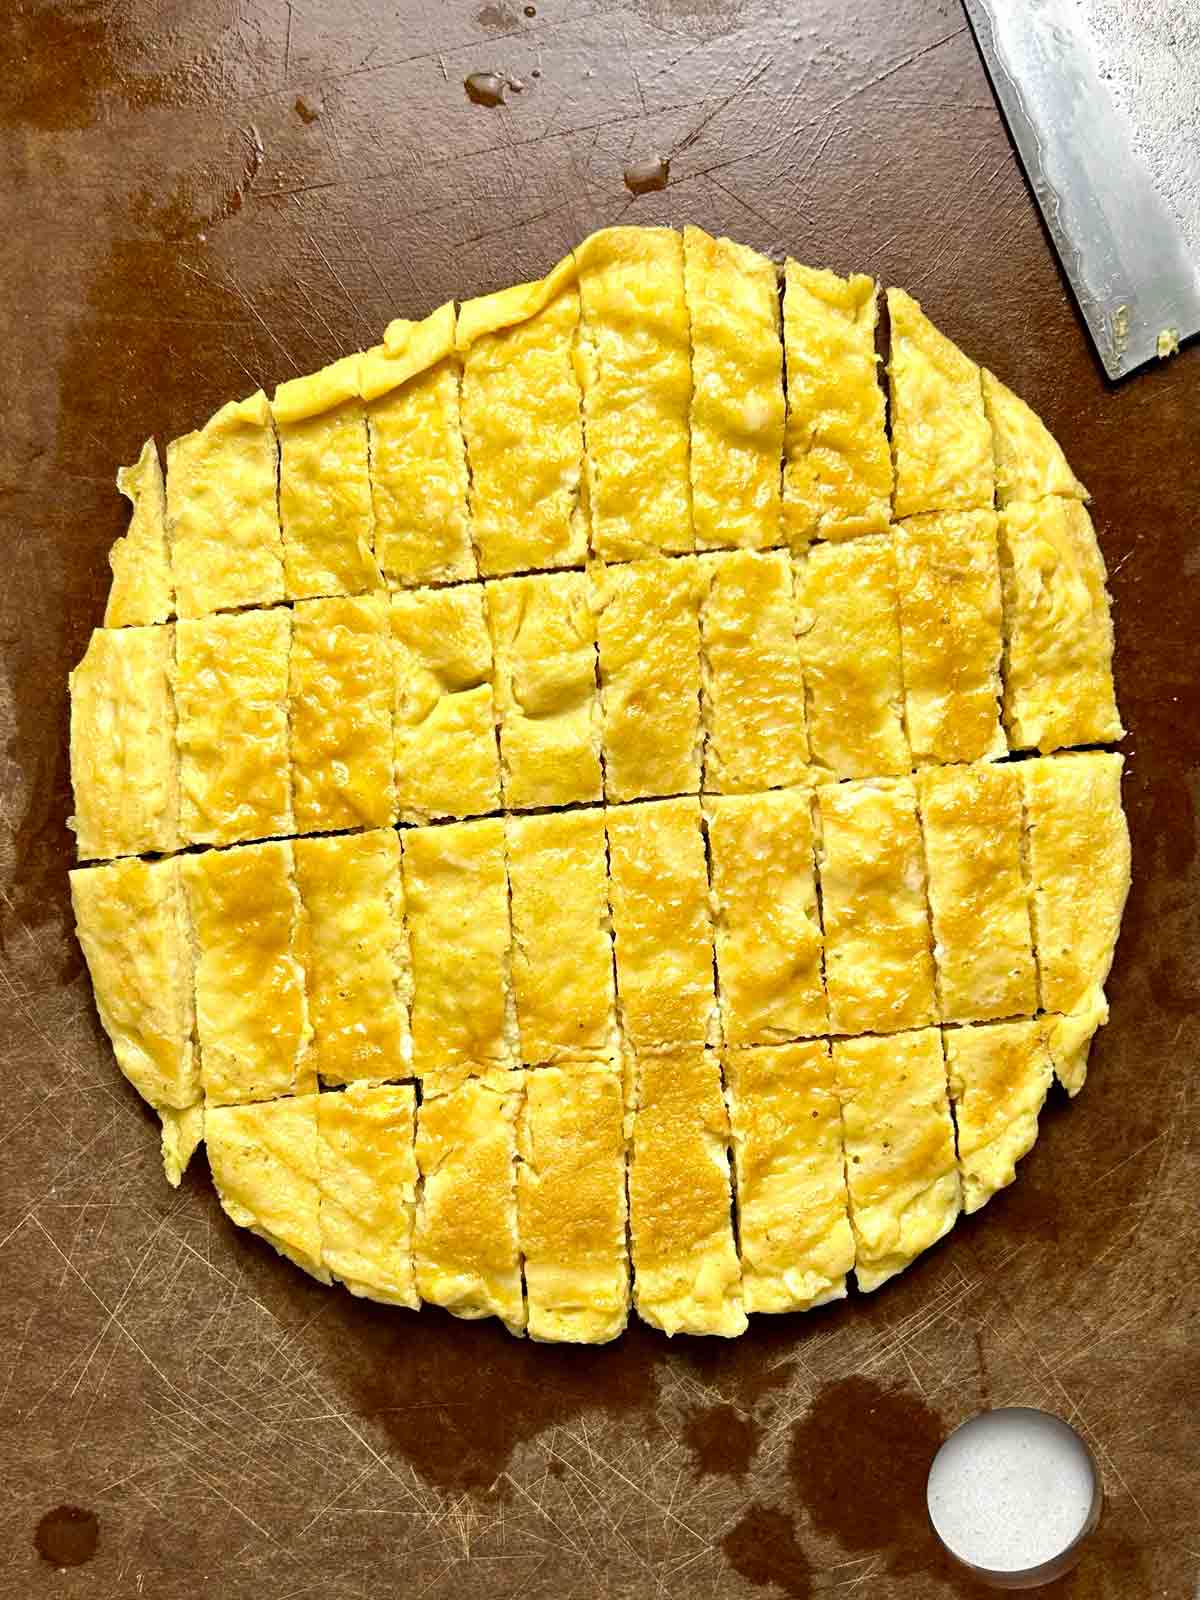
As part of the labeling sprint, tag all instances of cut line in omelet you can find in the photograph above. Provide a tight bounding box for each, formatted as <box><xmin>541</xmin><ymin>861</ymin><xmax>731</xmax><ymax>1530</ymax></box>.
<box><xmin>68</xmin><ymin>226</ymin><xmax>1129</xmax><ymax>1342</ymax></box>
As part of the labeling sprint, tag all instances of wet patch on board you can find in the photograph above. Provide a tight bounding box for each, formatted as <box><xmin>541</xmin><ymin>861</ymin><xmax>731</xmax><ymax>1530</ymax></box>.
<box><xmin>788</xmin><ymin>1375</ymin><xmax>977</xmax><ymax>1592</ymax></box>
<box><xmin>722</xmin><ymin>1503</ymin><xmax>812</xmax><ymax>1597</ymax></box>
<box><xmin>682</xmin><ymin>1400</ymin><xmax>760</xmax><ymax>1479</ymax></box>
<box><xmin>0</xmin><ymin>0</ymin><xmax>240</xmax><ymax>130</ymax></box>
<box><xmin>130</xmin><ymin>125</ymin><xmax>264</xmax><ymax>242</ymax></box>
<box><xmin>34</xmin><ymin>1506</ymin><xmax>99</xmax><ymax>1569</ymax></box>
<box><xmin>321</xmin><ymin>1298</ymin><xmax>660</xmax><ymax>1495</ymax></box>
<box><xmin>476</xmin><ymin>4</ymin><xmax>520</xmax><ymax>30</ymax></box>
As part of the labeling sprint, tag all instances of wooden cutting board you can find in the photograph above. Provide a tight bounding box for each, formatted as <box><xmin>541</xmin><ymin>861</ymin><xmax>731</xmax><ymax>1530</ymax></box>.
<box><xmin>1</xmin><ymin>3</ymin><xmax>1196</xmax><ymax>1595</ymax></box>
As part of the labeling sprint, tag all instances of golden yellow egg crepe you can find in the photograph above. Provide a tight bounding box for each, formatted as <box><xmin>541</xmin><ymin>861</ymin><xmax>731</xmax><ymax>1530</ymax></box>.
<box><xmin>68</xmin><ymin>228</ymin><xmax>1128</xmax><ymax>1341</ymax></box>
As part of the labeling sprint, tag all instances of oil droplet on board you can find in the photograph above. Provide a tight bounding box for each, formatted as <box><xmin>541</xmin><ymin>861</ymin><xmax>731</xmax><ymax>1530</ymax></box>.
<box><xmin>525</xmin><ymin>4</ymin><xmax>537</xmax><ymax>14</ymax></box>
<box><xmin>35</xmin><ymin>1507</ymin><xmax>99</xmax><ymax>1569</ymax></box>
<box><xmin>464</xmin><ymin>71</ymin><xmax>508</xmax><ymax>106</ymax></box>
<box><xmin>623</xmin><ymin>156</ymin><xmax>670</xmax><ymax>195</ymax></box>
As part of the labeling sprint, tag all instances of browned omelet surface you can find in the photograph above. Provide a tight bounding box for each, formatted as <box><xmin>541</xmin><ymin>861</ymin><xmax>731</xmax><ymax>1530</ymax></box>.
<box><xmin>68</xmin><ymin>228</ymin><xmax>1127</xmax><ymax>1340</ymax></box>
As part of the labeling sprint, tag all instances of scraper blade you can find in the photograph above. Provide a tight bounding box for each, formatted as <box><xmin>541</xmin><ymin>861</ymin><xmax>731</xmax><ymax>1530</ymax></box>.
<box><xmin>963</xmin><ymin>0</ymin><xmax>1200</xmax><ymax>379</ymax></box>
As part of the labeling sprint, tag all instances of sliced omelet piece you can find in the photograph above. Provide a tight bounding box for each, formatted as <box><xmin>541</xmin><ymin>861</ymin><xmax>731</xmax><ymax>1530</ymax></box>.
<box><xmin>886</xmin><ymin>288</ymin><xmax>994</xmax><ymax>518</ymax></box>
<box><xmin>487</xmin><ymin>570</ymin><xmax>602</xmax><ymax>809</ymax></box>
<box><xmin>160</xmin><ymin>1104</ymin><xmax>205</xmax><ymax>1188</ymax></box>
<box><xmin>944</xmin><ymin>1019</ymin><xmax>1053</xmax><ymax>1214</ymax></box>
<box><xmin>818</xmin><ymin>778</ymin><xmax>937</xmax><ymax>1036</ymax></box>
<box><xmin>782</xmin><ymin>263</ymin><xmax>892</xmax><ymax>545</ymax></box>
<box><xmin>981</xmin><ymin>369</ymin><xmax>1088</xmax><ymax>507</ymax></box>
<box><xmin>724</xmin><ymin>1041</ymin><xmax>854</xmax><ymax>1313</ymax></box>
<box><xmin>361</xmin><ymin>298</ymin><xmax>460</xmax><ymax>402</ymax></box>
<box><xmin>606</xmin><ymin>798</ymin><xmax>716</xmax><ymax>1049</ymax></box>
<box><xmin>575</xmin><ymin>226</ymin><xmax>693</xmax><ymax>558</ymax></box>
<box><xmin>833</xmin><ymin>1029</ymin><xmax>961</xmax><ymax>1292</ymax></box>
<box><xmin>794</xmin><ymin>534</ymin><xmax>910</xmax><ymax>779</ymax></box>
<box><xmin>365</xmin><ymin>302</ymin><xmax>476</xmax><ymax>587</ymax></box>
<box><xmin>455</xmin><ymin>252</ymin><xmax>577</xmax><ymax>345</ymax></box>
<box><xmin>459</xmin><ymin>258</ymin><xmax>587</xmax><ymax>574</ymax></box>
<box><xmin>206</xmin><ymin>1094</ymin><xmax>330</xmax><ymax>1283</ymax></box>
<box><xmin>69</xmin><ymin>624</ymin><xmax>179</xmax><ymax>860</ymax></box>
<box><xmin>70</xmin><ymin>856</ymin><xmax>202</xmax><ymax>1186</ymax></box>
<box><xmin>391</xmin><ymin>584</ymin><xmax>500</xmax><ymax>822</ymax></box>
<box><xmin>294</xmin><ymin>831</ymin><xmax>410</xmax><ymax>1086</ymax></box>
<box><xmin>998</xmin><ymin>497</ymin><xmax>1122</xmax><ymax>752</ymax></box>
<box><xmin>75</xmin><ymin>893</ymin><xmax>194</xmax><ymax>1168</ymax></box>
<box><xmin>317</xmin><ymin>1082</ymin><xmax>418</xmax><ymax>1306</ymax></box>
<box><xmin>916</xmin><ymin>763</ymin><xmax>1037</xmax><ymax>1024</ymax></box>
<box><xmin>402</xmin><ymin>818</ymin><xmax>515</xmax><ymax>1081</ymax></box>
<box><xmin>706</xmin><ymin>789</ymin><xmax>826</xmax><ymax>1045</ymax></box>
<box><xmin>183</xmin><ymin>840</ymin><xmax>313</xmax><ymax>1106</ymax></box>
<box><xmin>684</xmin><ymin>225</ymin><xmax>784</xmax><ymax>551</ymax></box>
<box><xmin>290</xmin><ymin>593</ymin><xmax>395</xmax><ymax>832</ymax></box>
<box><xmin>1044</xmin><ymin>990</ymin><xmax>1109</xmax><ymax>1097</ymax></box>
<box><xmin>414</xmin><ymin>1069</ymin><xmax>525</xmax><ymax>1334</ymax></box>
<box><xmin>592</xmin><ymin>556</ymin><xmax>703</xmax><ymax>802</ymax></box>
<box><xmin>700</xmin><ymin>549</ymin><xmax>809</xmax><ymax>792</ymax></box>
<box><xmin>1021</xmin><ymin>752</ymin><xmax>1130</xmax><ymax>1018</ymax></box>
<box><xmin>506</xmin><ymin>811</ymin><xmax>617</xmax><ymax>1067</ymax></box>
<box><xmin>518</xmin><ymin>1061</ymin><xmax>629</xmax><ymax>1342</ymax></box>
<box><xmin>273</xmin><ymin>354</ymin><xmax>382</xmax><ymax>599</ymax></box>
<box><xmin>628</xmin><ymin>1045</ymin><xmax>746</xmax><ymax>1337</ymax></box>
<box><xmin>165</xmin><ymin>390</ymin><xmax>285</xmax><ymax>618</ymax></box>
<box><xmin>175</xmin><ymin>608</ymin><xmax>292</xmax><ymax>847</ymax></box>
<box><xmin>895</xmin><ymin>510</ymin><xmax>1006</xmax><ymax>765</ymax></box>
<box><xmin>106</xmin><ymin>438</ymin><xmax>173</xmax><ymax>626</ymax></box>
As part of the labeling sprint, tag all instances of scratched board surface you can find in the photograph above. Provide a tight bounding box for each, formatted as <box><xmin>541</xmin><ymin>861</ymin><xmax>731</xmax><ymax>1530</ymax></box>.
<box><xmin>1</xmin><ymin>2</ymin><xmax>1197</xmax><ymax>1596</ymax></box>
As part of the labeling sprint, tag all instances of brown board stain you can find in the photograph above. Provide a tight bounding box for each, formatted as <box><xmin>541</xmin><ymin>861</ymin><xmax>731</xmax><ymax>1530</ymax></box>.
<box><xmin>0</xmin><ymin>0</ymin><xmax>239</xmax><ymax>130</ymax></box>
<box><xmin>672</xmin><ymin>1321</ymin><xmax>797</xmax><ymax>1408</ymax></box>
<box><xmin>682</xmin><ymin>1401</ymin><xmax>760</xmax><ymax>1479</ymax></box>
<box><xmin>34</xmin><ymin>1506</ymin><xmax>99</xmax><ymax>1568</ymax></box>
<box><xmin>1</xmin><ymin>4</ymin><xmax>168</xmax><ymax>129</ymax></box>
<box><xmin>788</xmin><ymin>1376</ymin><xmax>958</xmax><ymax>1584</ymax></box>
<box><xmin>1056</xmin><ymin>1509</ymin><xmax>1151</xmax><ymax>1597</ymax></box>
<box><xmin>320</xmin><ymin>1297</ymin><xmax>659</xmax><ymax>1495</ymax></box>
<box><xmin>722</xmin><ymin>1503</ymin><xmax>812</xmax><ymax>1598</ymax></box>
<box><xmin>130</xmin><ymin>126</ymin><xmax>265</xmax><ymax>242</ymax></box>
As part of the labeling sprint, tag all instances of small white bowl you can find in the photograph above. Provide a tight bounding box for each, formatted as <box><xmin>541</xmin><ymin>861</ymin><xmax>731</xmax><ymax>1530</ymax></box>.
<box><xmin>927</xmin><ymin>1407</ymin><xmax>1103</xmax><ymax>1590</ymax></box>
